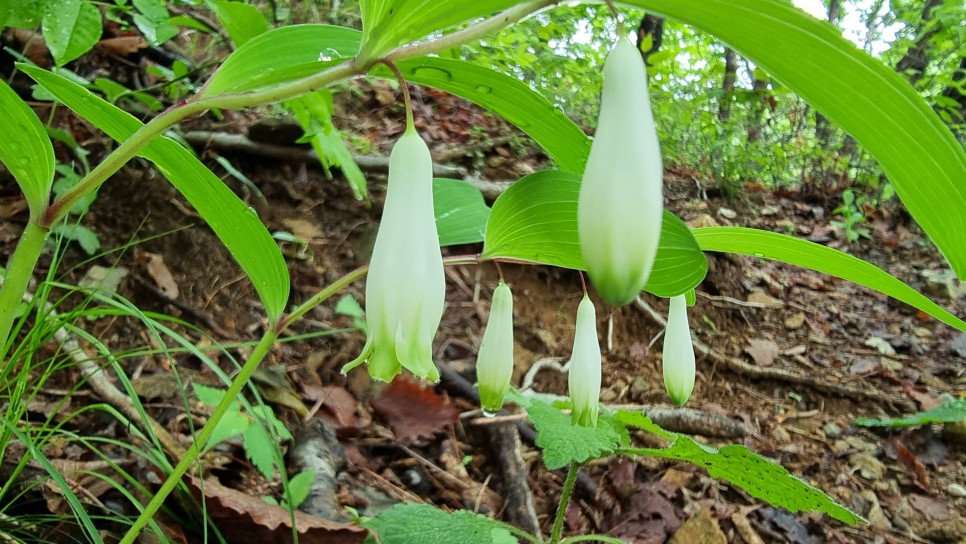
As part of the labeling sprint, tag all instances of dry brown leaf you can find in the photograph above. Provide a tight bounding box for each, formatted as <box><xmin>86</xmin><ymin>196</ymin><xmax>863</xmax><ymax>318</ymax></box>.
<box><xmin>908</xmin><ymin>493</ymin><xmax>950</xmax><ymax>521</ymax></box>
<box><xmin>369</xmin><ymin>377</ymin><xmax>458</xmax><ymax>442</ymax></box>
<box><xmin>186</xmin><ymin>475</ymin><xmax>366</xmax><ymax>544</ymax></box>
<box><xmin>144</xmin><ymin>252</ymin><xmax>179</xmax><ymax>299</ymax></box>
<box><xmin>744</xmin><ymin>339</ymin><xmax>780</xmax><ymax>366</ymax></box>
<box><xmin>96</xmin><ymin>36</ymin><xmax>149</xmax><ymax>55</ymax></box>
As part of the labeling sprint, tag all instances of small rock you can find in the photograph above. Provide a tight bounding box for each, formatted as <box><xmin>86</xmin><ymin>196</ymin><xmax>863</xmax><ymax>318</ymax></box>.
<box><xmin>856</xmin><ymin>489</ymin><xmax>892</xmax><ymax>531</ymax></box>
<box><xmin>822</xmin><ymin>422</ymin><xmax>843</xmax><ymax>439</ymax></box>
<box><xmin>947</xmin><ymin>483</ymin><xmax>966</xmax><ymax>498</ymax></box>
<box><xmin>880</xmin><ymin>357</ymin><xmax>903</xmax><ymax>371</ymax></box>
<box><xmin>717</xmin><ymin>207</ymin><xmax>737</xmax><ymax>219</ymax></box>
<box><xmin>669</xmin><ymin>508</ymin><xmax>726</xmax><ymax>544</ymax></box>
<box><xmin>783</xmin><ymin>312</ymin><xmax>806</xmax><ymax>330</ymax></box>
<box><xmin>629</xmin><ymin>376</ymin><xmax>649</xmax><ymax>396</ymax></box>
<box><xmin>760</xmin><ymin>205</ymin><xmax>781</xmax><ymax>216</ymax></box>
<box><xmin>864</xmin><ymin>336</ymin><xmax>897</xmax><ymax>356</ymax></box>
<box><xmin>687</xmin><ymin>213</ymin><xmax>720</xmax><ymax>228</ymax></box>
<box><xmin>771</xmin><ymin>426</ymin><xmax>792</xmax><ymax>444</ymax></box>
<box><xmin>600</xmin><ymin>386</ymin><xmax>619</xmax><ymax>403</ymax></box>
<box><xmin>920</xmin><ymin>269</ymin><xmax>966</xmax><ymax>300</ymax></box>
<box><xmin>950</xmin><ymin>333</ymin><xmax>966</xmax><ymax>358</ymax></box>
<box><xmin>849</xmin><ymin>452</ymin><xmax>887</xmax><ymax>480</ymax></box>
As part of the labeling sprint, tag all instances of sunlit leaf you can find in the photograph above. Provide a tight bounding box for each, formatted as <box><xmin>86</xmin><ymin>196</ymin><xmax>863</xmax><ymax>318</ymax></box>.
<box><xmin>210</xmin><ymin>0</ymin><xmax>269</xmax><ymax>46</ymax></box>
<box><xmin>0</xmin><ymin>79</ymin><xmax>54</xmax><ymax>215</ymax></box>
<box><xmin>482</xmin><ymin>171</ymin><xmax>707</xmax><ymax>297</ymax></box>
<box><xmin>625</xmin><ymin>0</ymin><xmax>966</xmax><ymax>278</ymax></box>
<box><xmin>692</xmin><ymin>227</ymin><xmax>966</xmax><ymax>333</ymax></box>
<box><xmin>41</xmin><ymin>0</ymin><xmax>101</xmax><ymax>66</ymax></box>
<box><xmin>20</xmin><ymin>64</ymin><xmax>291</xmax><ymax>322</ymax></box>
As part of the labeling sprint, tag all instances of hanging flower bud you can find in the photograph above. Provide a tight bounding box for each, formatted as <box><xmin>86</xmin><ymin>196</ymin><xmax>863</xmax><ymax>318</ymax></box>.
<box><xmin>568</xmin><ymin>295</ymin><xmax>602</xmax><ymax>427</ymax></box>
<box><xmin>578</xmin><ymin>37</ymin><xmax>664</xmax><ymax>307</ymax></box>
<box><xmin>662</xmin><ymin>295</ymin><xmax>696</xmax><ymax>406</ymax></box>
<box><xmin>343</xmin><ymin>126</ymin><xmax>445</xmax><ymax>382</ymax></box>
<box><xmin>476</xmin><ymin>281</ymin><xmax>515</xmax><ymax>414</ymax></box>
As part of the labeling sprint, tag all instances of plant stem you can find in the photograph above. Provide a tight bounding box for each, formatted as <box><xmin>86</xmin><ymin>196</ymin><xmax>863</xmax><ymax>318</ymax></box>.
<box><xmin>550</xmin><ymin>462</ymin><xmax>582</xmax><ymax>544</ymax></box>
<box><xmin>0</xmin><ymin>220</ymin><xmax>48</xmax><ymax>356</ymax></box>
<box><xmin>118</xmin><ymin>329</ymin><xmax>279</xmax><ymax>544</ymax></box>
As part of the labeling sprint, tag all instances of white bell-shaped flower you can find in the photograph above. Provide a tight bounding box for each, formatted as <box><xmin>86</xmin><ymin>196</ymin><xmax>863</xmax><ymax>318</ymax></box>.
<box><xmin>568</xmin><ymin>295</ymin><xmax>602</xmax><ymax>427</ymax></box>
<box><xmin>578</xmin><ymin>36</ymin><xmax>664</xmax><ymax>307</ymax></box>
<box><xmin>662</xmin><ymin>295</ymin><xmax>696</xmax><ymax>406</ymax></box>
<box><xmin>343</xmin><ymin>126</ymin><xmax>445</xmax><ymax>382</ymax></box>
<box><xmin>476</xmin><ymin>281</ymin><xmax>514</xmax><ymax>414</ymax></box>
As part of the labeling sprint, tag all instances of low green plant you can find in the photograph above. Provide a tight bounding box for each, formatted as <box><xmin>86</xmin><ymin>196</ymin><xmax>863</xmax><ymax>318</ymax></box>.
<box><xmin>0</xmin><ymin>0</ymin><xmax>964</xmax><ymax>542</ymax></box>
<box><xmin>830</xmin><ymin>189</ymin><xmax>872</xmax><ymax>243</ymax></box>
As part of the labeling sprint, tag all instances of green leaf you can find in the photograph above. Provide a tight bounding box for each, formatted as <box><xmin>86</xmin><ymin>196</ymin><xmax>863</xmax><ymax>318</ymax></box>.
<box><xmin>193</xmin><ymin>383</ymin><xmax>232</xmax><ymax>408</ymax></box>
<box><xmin>286</xmin><ymin>469</ymin><xmax>316</xmax><ymax>508</ymax></box>
<box><xmin>364</xmin><ymin>503</ymin><xmax>518</xmax><ymax>544</ymax></box>
<box><xmin>200</xmin><ymin>24</ymin><xmax>361</xmax><ymax>97</ymax></box>
<box><xmin>131</xmin><ymin>0</ymin><xmax>178</xmax><ymax>45</ymax></box>
<box><xmin>855</xmin><ymin>399</ymin><xmax>966</xmax><ymax>428</ymax></box>
<box><xmin>692</xmin><ymin>227</ymin><xmax>966</xmax><ymax>333</ymax></box>
<box><xmin>617</xmin><ymin>411</ymin><xmax>862</xmax><ymax>525</ymax></box>
<box><xmin>358</xmin><ymin>0</ymin><xmax>518</xmax><ymax>60</ymax></box>
<box><xmin>287</xmin><ymin>90</ymin><xmax>369</xmax><ymax>201</ymax></box>
<box><xmin>209</xmin><ymin>0</ymin><xmax>269</xmax><ymax>46</ymax></box>
<box><xmin>41</xmin><ymin>0</ymin><xmax>101</xmax><ymax>66</ymax></box>
<box><xmin>243</xmin><ymin>419</ymin><xmax>277</xmax><ymax>480</ymax></box>
<box><xmin>377</xmin><ymin>58</ymin><xmax>591</xmax><ymax>174</ymax></box>
<box><xmin>20</xmin><ymin>64</ymin><xmax>291</xmax><ymax>322</ymax></box>
<box><xmin>0</xmin><ymin>78</ymin><xmax>55</xmax><ymax>214</ymax></box>
<box><xmin>5</xmin><ymin>0</ymin><xmax>45</xmax><ymax>29</ymax></box>
<box><xmin>525</xmin><ymin>398</ymin><xmax>629</xmax><ymax>470</ymax></box>
<box><xmin>434</xmin><ymin>178</ymin><xmax>490</xmax><ymax>247</ymax></box>
<box><xmin>482</xmin><ymin>171</ymin><xmax>708</xmax><ymax>297</ymax></box>
<box><xmin>624</xmin><ymin>0</ymin><xmax>966</xmax><ymax>278</ymax></box>
<box><xmin>206</xmin><ymin>410</ymin><xmax>250</xmax><ymax>451</ymax></box>
<box><xmin>51</xmin><ymin>223</ymin><xmax>99</xmax><ymax>255</ymax></box>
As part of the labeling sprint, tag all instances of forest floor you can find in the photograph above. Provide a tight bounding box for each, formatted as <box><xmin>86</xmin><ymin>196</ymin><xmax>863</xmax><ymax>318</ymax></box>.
<box><xmin>1</xmin><ymin>75</ymin><xmax>965</xmax><ymax>544</ymax></box>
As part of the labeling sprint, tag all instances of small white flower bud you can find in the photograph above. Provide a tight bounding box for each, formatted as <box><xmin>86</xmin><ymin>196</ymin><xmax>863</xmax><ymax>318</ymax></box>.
<box><xmin>568</xmin><ymin>295</ymin><xmax>602</xmax><ymax>426</ymax></box>
<box><xmin>476</xmin><ymin>281</ymin><xmax>515</xmax><ymax>414</ymax></box>
<box><xmin>662</xmin><ymin>295</ymin><xmax>696</xmax><ymax>406</ymax></box>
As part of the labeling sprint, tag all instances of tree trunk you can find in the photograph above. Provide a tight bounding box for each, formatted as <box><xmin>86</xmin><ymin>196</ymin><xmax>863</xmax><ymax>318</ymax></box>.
<box><xmin>940</xmin><ymin>54</ymin><xmax>966</xmax><ymax>128</ymax></box>
<box><xmin>815</xmin><ymin>0</ymin><xmax>843</xmax><ymax>148</ymax></box>
<box><xmin>718</xmin><ymin>48</ymin><xmax>738</xmax><ymax>122</ymax></box>
<box><xmin>636</xmin><ymin>14</ymin><xmax>664</xmax><ymax>66</ymax></box>
<box><xmin>894</xmin><ymin>0</ymin><xmax>943</xmax><ymax>85</ymax></box>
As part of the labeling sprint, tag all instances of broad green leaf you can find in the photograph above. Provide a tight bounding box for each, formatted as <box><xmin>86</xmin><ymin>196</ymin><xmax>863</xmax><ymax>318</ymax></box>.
<box><xmin>358</xmin><ymin>0</ymin><xmax>519</xmax><ymax>60</ymax></box>
<box><xmin>624</xmin><ymin>0</ymin><xmax>966</xmax><ymax>278</ymax></box>
<box><xmin>692</xmin><ymin>227</ymin><xmax>966</xmax><ymax>333</ymax></box>
<box><xmin>482</xmin><ymin>171</ymin><xmax>708</xmax><ymax>297</ymax></box>
<box><xmin>525</xmin><ymin>398</ymin><xmax>629</xmax><ymax>470</ymax></box>
<box><xmin>209</xmin><ymin>0</ymin><xmax>268</xmax><ymax>46</ymax></box>
<box><xmin>200</xmin><ymin>24</ymin><xmax>361</xmax><ymax>97</ymax></box>
<box><xmin>20</xmin><ymin>64</ymin><xmax>291</xmax><ymax>322</ymax></box>
<box><xmin>5</xmin><ymin>0</ymin><xmax>45</xmax><ymax>29</ymax></box>
<box><xmin>41</xmin><ymin>0</ymin><xmax>101</xmax><ymax>66</ymax></box>
<box><xmin>377</xmin><ymin>58</ymin><xmax>590</xmax><ymax>174</ymax></box>
<box><xmin>365</xmin><ymin>503</ymin><xmax>518</xmax><ymax>544</ymax></box>
<box><xmin>433</xmin><ymin>178</ymin><xmax>490</xmax><ymax>247</ymax></box>
<box><xmin>855</xmin><ymin>399</ymin><xmax>966</xmax><ymax>428</ymax></box>
<box><xmin>0</xmin><ymin>79</ymin><xmax>54</xmax><ymax>214</ymax></box>
<box><xmin>131</xmin><ymin>0</ymin><xmax>178</xmax><ymax>45</ymax></box>
<box><xmin>286</xmin><ymin>469</ymin><xmax>316</xmax><ymax>508</ymax></box>
<box><xmin>617</xmin><ymin>411</ymin><xmax>862</xmax><ymax>525</ymax></box>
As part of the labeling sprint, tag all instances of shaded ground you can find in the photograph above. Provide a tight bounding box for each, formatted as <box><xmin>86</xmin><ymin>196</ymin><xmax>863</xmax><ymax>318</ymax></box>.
<box><xmin>1</xmin><ymin>75</ymin><xmax>965</xmax><ymax>544</ymax></box>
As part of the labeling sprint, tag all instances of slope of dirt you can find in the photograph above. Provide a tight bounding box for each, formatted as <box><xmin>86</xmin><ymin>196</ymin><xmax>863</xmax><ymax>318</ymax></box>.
<box><xmin>1</xmin><ymin>83</ymin><xmax>965</xmax><ymax>544</ymax></box>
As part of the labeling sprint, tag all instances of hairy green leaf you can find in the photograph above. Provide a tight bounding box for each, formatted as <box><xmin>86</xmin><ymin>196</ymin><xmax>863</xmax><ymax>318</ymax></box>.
<box><xmin>433</xmin><ymin>178</ymin><xmax>490</xmax><ymax>247</ymax></box>
<box><xmin>20</xmin><ymin>64</ymin><xmax>291</xmax><ymax>322</ymax></box>
<box><xmin>365</xmin><ymin>503</ymin><xmax>519</xmax><ymax>544</ymax></box>
<box><xmin>625</xmin><ymin>0</ymin><xmax>966</xmax><ymax>278</ymax></box>
<box><xmin>856</xmin><ymin>399</ymin><xmax>966</xmax><ymax>428</ymax></box>
<box><xmin>617</xmin><ymin>411</ymin><xmax>862</xmax><ymax>525</ymax></box>
<box><xmin>0</xmin><ymin>79</ymin><xmax>55</xmax><ymax>215</ymax></box>
<box><xmin>692</xmin><ymin>227</ymin><xmax>966</xmax><ymax>333</ymax></box>
<box><xmin>525</xmin><ymin>398</ymin><xmax>629</xmax><ymax>470</ymax></box>
<box><xmin>483</xmin><ymin>171</ymin><xmax>707</xmax><ymax>297</ymax></box>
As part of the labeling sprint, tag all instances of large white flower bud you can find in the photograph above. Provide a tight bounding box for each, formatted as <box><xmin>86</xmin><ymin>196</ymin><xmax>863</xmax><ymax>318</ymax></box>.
<box><xmin>662</xmin><ymin>295</ymin><xmax>696</xmax><ymax>406</ymax></box>
<box><xmin>476</xmin><ymin>281</ymin><xmax>515</xmax><ymax>414</ymax></box>
<box><xmin>578</xmin><ymin>37</ymin><xmax>664</xmax><ymax>307</ymax></box>
<box><xmin>343</xmin><ymin>127</ymin><xmax>445</xmax><ymax>382</ymax></box>
<box><xmin>568</xmin><ymin>295</ymin><xmax>602</xmax><ymax>427</ymax></box>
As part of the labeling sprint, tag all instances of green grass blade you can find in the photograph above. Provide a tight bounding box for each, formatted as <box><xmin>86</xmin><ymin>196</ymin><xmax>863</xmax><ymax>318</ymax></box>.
<box><xmin>692</xmin><ymin>227</ymin><xmax>966</xmax><ymax>332</ymax></box>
